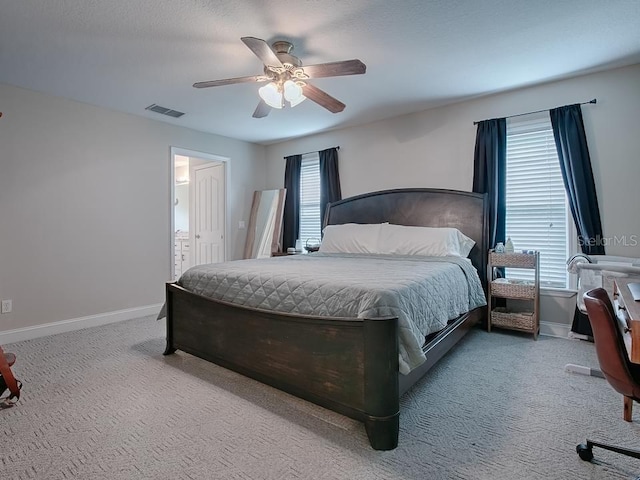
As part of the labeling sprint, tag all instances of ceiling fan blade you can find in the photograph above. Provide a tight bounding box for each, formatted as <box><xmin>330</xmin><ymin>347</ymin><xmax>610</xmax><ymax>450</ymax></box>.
<box><xmin>252</xmin><ymin>100</ymin><xmax>271</xmax><ymax>118</ymax></box>
<box><xmin>301</xmin><ymin>83</ymin><xmax>346</xmax><ymax>113</ymax></box>
<box><xmin>300</xmin><ymin>59</ymin><xmax>366</xmax><ymax>79</ymax></box>
<box><xmin>193</xmin><ymin>75</ymin><xmax>268</xmax><ymax>89</ymax></box>
<box><xmin>241</xmin><ymin>37</ymin><xmax>284</xmax><ymax>69</ymax></box>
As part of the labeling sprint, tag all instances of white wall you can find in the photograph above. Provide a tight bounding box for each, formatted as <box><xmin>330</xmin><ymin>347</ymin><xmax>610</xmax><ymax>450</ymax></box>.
<box><xmin>0</xmin><ymin>83</ymin><xmax>266</xmax><ymax>332</ymax></box>
<box><xmin>264</xmin><ymin>64</ymin><xmax>640</xmax><ymax>327</ymax></box>
<box><xmin>265</xmin><ymin>64</ymin><xmax>640</xmax><ymax>259</ymax></box>
<box><xmin>3</xmin><ymin>64</ymin><xmax>638</xmax><ymax>333</ymax></box>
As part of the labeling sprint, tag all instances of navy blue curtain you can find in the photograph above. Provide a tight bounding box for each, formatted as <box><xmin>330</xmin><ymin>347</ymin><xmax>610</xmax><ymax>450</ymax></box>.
<box><xmin>282</xmin><ymin>154</ymin><xmax>302</xmax><ymax>251</ymax></box>
<box><xmin>319</xmin><ymin>147</ymin><xmax>342</xmax><ymax>226</ymax></box>
<box><xmin>550</xmin><ymin>104</ymin><xmax>604</xmax><ymax>338</ymax></box>
<box><xmin>472</xmin><ymin>118</ymin><xmax>507</xmax><ymax>250</ymax></box>
<box><xmin>550</xmin><ymin>104</ymin><xmax>605</xmax><ymax>256</ymax></box>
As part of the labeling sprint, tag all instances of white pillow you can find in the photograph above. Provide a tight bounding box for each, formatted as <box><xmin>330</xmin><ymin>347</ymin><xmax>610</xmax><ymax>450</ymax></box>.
<box><xmin>319</xmin><ymin>223</ymin><xmax>385</xmax><ymax>254</ymax></box>
<box><xmin>377</xmin><ymin>224</ymin><xmax>475</xmax><ymax>257</ymax></box>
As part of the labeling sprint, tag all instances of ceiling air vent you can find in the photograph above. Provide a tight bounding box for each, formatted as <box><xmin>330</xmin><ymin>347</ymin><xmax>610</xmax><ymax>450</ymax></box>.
<box><xmin>145</xmin><ymin>104</ymin><xmax>185</xmax><ymax>118</ymax></box>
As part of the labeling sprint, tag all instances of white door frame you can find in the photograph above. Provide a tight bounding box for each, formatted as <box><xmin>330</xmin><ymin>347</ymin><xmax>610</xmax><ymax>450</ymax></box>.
<box><xmin>169</xmin><ymin>146</ymin><xmax>230</xmax><ymax>280</ymax></box>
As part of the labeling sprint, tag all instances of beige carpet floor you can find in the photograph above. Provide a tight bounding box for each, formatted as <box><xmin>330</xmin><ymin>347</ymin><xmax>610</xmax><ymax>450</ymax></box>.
<box><xmin>1</xmin><ymin>316</ymin><xmax>639</xmax><ymax>479</ymax></box>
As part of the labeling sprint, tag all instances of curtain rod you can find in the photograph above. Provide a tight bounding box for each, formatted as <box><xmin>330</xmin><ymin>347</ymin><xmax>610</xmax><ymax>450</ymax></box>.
<box><xmin>283</xmin><ymin>146</ymin><xmax>339</xmax><ymax>159</ymax></box>
<box><xmin>473</xmin><ymin>99</ymin><xmax>597</xmax><ymax>125</ymax></box>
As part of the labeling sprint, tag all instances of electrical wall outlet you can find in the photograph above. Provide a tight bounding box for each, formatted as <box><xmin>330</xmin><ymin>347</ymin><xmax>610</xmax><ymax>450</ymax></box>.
<box><xmin>1</xmin><ymin>299</ymin><xmax>12</xmax><ymax>314</ymax></box>
<box><xmin>238</xmin><ymin>220</ymin><xmax>246</xmax><ymax>229</ymax></box>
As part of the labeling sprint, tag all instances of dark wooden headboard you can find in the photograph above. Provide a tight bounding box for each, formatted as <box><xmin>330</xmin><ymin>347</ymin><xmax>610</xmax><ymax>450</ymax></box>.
<box><xmin>324</xmin><ymin>188</ymin><xmax>489</xmax><ymax>287</ymax></box>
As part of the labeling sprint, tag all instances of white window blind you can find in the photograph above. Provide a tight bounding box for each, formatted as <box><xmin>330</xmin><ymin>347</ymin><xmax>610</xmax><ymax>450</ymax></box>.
<box><xmin>299</xmin><ymin>153</ymin><xmax>321</xmax><ymax>243</ymax></box>
<box><xmin>505</xmin><ymin>113</ymin><xmax>570</xmax><ymax>288</ymax></box>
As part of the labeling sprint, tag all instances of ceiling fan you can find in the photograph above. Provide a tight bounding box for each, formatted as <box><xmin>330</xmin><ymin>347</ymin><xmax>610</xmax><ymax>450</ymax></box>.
<box><xmin>193</xmin><ymin>37</ymin><xmax>366</xmax><ymax>118</ymax></box>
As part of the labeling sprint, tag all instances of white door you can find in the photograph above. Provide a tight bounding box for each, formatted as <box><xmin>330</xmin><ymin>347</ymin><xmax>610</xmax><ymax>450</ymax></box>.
<box><xmin>193</xmin><ymin>162</ymin><xmax>225</xmax><ymax>265</ymax></box>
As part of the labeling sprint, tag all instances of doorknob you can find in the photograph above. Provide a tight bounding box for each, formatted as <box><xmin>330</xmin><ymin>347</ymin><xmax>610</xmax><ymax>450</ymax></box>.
<box><xmin>195</xmin><ymin>234</ymin><xmax>201</xmax><ymax>239</ymax></box>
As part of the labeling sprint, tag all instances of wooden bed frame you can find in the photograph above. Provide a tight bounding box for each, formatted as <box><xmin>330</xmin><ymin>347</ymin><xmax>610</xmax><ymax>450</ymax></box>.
<box><xmin>163</xmin><ymin>188</ymin><xmax>488</xmax><ymax>450</ymax></box>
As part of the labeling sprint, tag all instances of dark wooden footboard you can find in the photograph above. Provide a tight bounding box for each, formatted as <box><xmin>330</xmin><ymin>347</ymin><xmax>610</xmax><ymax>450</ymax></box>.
<box><xmin>164</xmin><ymin>282</ymin><xmax>400</xmax><ymax>450</ymax></box>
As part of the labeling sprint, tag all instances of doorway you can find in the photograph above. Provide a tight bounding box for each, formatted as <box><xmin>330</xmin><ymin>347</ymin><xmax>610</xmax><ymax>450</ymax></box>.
<box><xmin>171</xmin><ymin>147</ymin><xmax>228</xmax><ymax>280</ymax></box>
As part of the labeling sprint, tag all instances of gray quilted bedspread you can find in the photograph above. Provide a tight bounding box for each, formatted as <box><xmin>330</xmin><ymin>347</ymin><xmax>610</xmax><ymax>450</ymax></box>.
<box><xmin>174</xmin><ymin>253</ymin><xmax>486</xmax><ymax>374</ymax></box>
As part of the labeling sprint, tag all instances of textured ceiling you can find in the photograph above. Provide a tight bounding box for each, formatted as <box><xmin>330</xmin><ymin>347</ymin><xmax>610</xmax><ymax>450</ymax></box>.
<box><xmin>1</xmin><ymin>0</ymin><xmax>639</xmax><ymax>145</ymax></box>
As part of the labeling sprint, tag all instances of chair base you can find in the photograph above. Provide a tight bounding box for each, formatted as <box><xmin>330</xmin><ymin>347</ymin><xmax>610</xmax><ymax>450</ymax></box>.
<box><xmin>577</xmin><ymin>439</ymin><xmax>640</xmax><ymax>461</ymax></box>
<box><xmin>624</xmin><ymin>396</ymin><xmax>634</xmax><ymax>422</ymax></box>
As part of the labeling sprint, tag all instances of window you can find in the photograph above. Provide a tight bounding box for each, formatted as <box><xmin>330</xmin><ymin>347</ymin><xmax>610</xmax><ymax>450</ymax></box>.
<box><xmin>299</xmin><ymin>153</ymin><xmax>321</xmax><ymax>243</ymax></box>
<box><xmin>505</xmin><ymin>113</ymin><xmax>574</xmax><ymax>289</ymax></box>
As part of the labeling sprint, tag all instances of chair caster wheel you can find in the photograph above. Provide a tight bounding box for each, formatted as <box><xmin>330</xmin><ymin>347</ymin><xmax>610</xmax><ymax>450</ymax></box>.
<box><xmin>577</xmin><ymin>443</ymin><xmax>594</xmax><ymax>462</ymax></box>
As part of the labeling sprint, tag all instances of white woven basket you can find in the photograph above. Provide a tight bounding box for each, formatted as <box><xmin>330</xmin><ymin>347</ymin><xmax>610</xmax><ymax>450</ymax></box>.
<box><xmin>491</xmin><ymin>308</ymin><xmax>536</xmax><ymax>330</ymax></box>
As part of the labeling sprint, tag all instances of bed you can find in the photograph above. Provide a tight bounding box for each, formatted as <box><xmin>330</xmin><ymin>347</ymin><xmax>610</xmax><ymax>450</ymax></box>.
<box><xmin>163</xmin><ymin>188</ymin><xmax>488</xmax><ymax>450</ymax></box>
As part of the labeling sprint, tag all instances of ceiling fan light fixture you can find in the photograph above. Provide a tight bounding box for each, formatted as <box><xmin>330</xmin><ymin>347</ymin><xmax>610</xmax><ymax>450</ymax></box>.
<box><xmin>283</xmin><ymin>80</ymin><xmax>306</xmax><ymax>107</ymax></box>
<box><xmin>288</xmin><ymin>94</ymin><xmax>306</xmax><ymax>107</ymax></box>
<box><xmin>258</xmin><ymin>82</ymin><xmax>283</xmax><ymax>109</ymax></box>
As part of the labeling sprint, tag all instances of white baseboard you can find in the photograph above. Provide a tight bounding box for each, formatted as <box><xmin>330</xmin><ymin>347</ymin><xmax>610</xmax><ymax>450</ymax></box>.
<box><xmin>540</xmin><ymin>320</ymin><xmax>572</xmax><ymax>339</ymax></box>
<box><xmin>0</xmin><ymin>303</ymin><xmax>163</xmax><ymax>345</ymax></box>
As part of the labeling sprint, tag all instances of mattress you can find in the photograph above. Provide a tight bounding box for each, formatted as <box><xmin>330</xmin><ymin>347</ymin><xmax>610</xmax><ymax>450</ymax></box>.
<box><xmin>170</xmin><ymin>253</ymin><xmax>486</xmax><ymax>374</ymax></box>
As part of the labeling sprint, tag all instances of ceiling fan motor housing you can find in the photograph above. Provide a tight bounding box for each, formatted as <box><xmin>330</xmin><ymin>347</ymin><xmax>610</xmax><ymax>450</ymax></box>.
<box><xmin>271</xmin><ymin>41</ymin><xmax>302</xmax><ymax>68</ymax></box>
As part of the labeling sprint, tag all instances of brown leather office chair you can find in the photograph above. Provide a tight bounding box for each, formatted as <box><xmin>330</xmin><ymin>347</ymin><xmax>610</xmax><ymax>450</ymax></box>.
<box><xmin>0</xmin><ymin>345</ymin><xmax>21</xmax><ymax>408</ymax></box>
<box><xmin>576</xmin><ymin>287</ymin><xmax>640</xmax><ymax>462</ymax></box>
